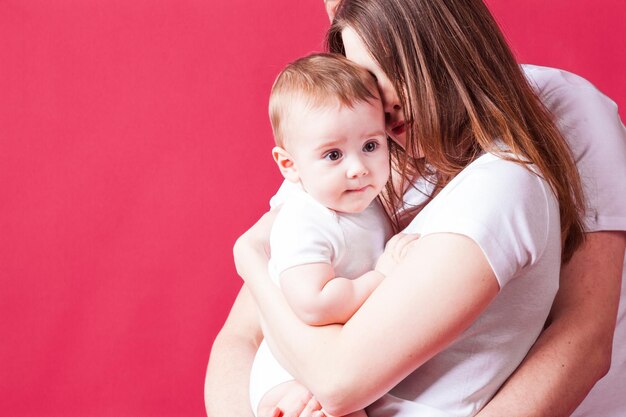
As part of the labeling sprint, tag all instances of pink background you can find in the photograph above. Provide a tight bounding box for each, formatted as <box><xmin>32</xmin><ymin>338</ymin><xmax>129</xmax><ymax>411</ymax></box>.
<box><xmin>1</xmin><ymin>1</ymin><xmax>624</xmax><ymax>416</ymax></box>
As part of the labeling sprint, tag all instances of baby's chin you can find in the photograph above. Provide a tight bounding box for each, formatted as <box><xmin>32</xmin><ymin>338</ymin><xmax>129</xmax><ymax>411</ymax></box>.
<box><xmin>331</xmin><ymin>196</ymin><xmax>379</xmax><ymax>214</ymax></box>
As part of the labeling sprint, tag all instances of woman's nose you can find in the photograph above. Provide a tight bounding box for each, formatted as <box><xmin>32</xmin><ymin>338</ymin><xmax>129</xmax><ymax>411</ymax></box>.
<box><xmin>383</xmin><ymin>100</ymin><xmax>402</xmax><ymax>115</ymax></box>
<box><xmin>378</xmin><ymin>79</ymin><xmax>401</xmax><ymax>115</ymax></box>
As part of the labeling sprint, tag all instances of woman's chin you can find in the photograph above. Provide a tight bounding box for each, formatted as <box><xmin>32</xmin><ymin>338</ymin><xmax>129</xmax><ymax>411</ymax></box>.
<box><xmin>388</xmin><ymin>131</ymin><xmax>407</xmax><ymax>149</ymax></box>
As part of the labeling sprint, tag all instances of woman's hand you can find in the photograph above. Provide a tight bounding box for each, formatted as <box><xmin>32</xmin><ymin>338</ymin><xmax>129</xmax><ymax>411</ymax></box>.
<box><xmin>375</xmin><ymin>232</ymin><xmax>420</xmax><ymax>276</ymax></box>
<box><xmin>258</xmin><ymin>380</ymin><xmax>327</xmax><ymax>417</ymax></box>
<box><xmin>233</xmin><ymin>209</ymin><xmax>279</xmax><ymax>282</ymax></box>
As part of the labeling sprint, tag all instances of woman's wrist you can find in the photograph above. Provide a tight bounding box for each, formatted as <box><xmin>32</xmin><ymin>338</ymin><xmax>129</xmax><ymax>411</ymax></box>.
<box><xmin>233</xmin><ymin>234</ymin><xmax>268</xmax><ymax>286</ymax></box>
<box><xmin>233</xmin><ymin>209</ymin><xmax>278</xmax><ymax>282</ymax></box>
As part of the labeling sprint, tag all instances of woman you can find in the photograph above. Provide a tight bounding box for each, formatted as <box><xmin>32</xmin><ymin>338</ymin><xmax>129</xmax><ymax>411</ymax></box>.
<box><xmin>206</xmin><ymin>1</ymin><xmax>626</xmax><ymax>416</ymax></box>
<box><xmin>237</xmin><ymin>0</ymin><xmax>587</xmax><ymax>415</ymax></box>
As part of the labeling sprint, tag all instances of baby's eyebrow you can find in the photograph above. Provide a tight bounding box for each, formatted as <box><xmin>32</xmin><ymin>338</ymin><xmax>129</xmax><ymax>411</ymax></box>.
<box><xmin>364</xmin><ymin>130</ymin><xmax>386</xmax><ymax>138</ymax></box>
<box><xmin>314</xmin><ymin>139</ymin><xmax>341</xmax><ymax>151</ymax></box>
<box><xmin>313</xmin><ymin>131</ymin><xmax>385</xmax><ymax>152</ymax></box>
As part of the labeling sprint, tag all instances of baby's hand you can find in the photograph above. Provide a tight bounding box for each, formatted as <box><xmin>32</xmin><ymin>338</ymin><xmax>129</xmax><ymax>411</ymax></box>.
<box><xmin>258</xmin><ymin>380</ymin><xmax>327</xmax><ymax>417</ymax></box>
<box><xmin>375</xmin><ymin>232</ymin><xmax>421</xmax><ymax>276</ymax></box>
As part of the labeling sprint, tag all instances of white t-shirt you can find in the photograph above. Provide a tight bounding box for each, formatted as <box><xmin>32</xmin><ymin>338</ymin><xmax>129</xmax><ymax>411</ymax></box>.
<box><xmin>370</xmin><ymin>66</ymin><xmax>626</xmax><ymax>416</ymax></box>
<box><xmin>523</xmin><ymin>64</ymin><xmax>626</xmax><ymax>417</ymax></box>
<box><xmin>250</xmin><ymin>185</ymin><xmax>392</xmax><ymax>414</ymax></box>
<box><xmin>367</xmin><ymin>152</ymin><xmax>561</xmax><ymax>417</ymax></box>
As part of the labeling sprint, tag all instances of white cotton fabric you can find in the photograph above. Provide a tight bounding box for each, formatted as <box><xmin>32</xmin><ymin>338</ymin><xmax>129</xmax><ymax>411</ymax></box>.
<box><xmin>268</xmin><ymin>186</ymin><xmax>391</xmax><ymax>284</ymax></box>
<box><xmin>250</xmin><ymin>185</ymin><xmax>391</xmax><ymax>415</ymax></box>
<box><xmin>523</xmin><ymin>65</ymin><xmax>626</xmax><ymax>417</ymax></box>
<box><xmin>269</xmin><ymin>179</ymin><xmax>299</xmax><ymax>210</ymax></box>
<box><xmin>366</xmin><ymin>153</ymin><xmax>562</xmax><ymax>417</ymax></box>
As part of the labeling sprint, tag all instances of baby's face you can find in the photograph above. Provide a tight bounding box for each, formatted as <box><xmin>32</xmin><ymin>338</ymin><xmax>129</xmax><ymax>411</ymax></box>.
<box><xmin>284</xmin><ymin>98</ymin><xmax>389</xmax><ymax>213</ymax></box>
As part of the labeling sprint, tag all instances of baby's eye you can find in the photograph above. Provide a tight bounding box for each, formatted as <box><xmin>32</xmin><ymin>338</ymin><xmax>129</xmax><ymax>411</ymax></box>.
<box><xmin>363</xmin><ymin>141</ymin><xmax>379</xmax><ymax>152</ymax></box>
<box><xmin>324</xmin><ymin>150</ymin><xmax>342</xmax><ymax>161</ymax></box>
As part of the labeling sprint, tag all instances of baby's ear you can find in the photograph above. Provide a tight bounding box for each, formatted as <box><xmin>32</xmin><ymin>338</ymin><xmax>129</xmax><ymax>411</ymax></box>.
<box><xmin>272</xmin><ymin>146</ymin><xmax>299</xmax><ymax>183</ymax></box>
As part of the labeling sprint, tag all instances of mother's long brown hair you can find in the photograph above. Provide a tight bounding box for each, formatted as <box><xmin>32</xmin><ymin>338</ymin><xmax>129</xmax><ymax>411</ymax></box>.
<box><xmin>328</xmin><ymin>0</ymin><xmax>585</xmax><ymax>262</ymax></box>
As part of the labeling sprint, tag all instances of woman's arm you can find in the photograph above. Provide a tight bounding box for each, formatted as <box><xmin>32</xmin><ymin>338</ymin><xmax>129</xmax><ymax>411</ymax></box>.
<box><xmin>204</xmin><ymin>284</ymin><xmax>263</xmax><ymax>417</ymax></box>
<box><xmin>477</xmin><ymin>231</ymin><xmax>625</xmax><ymax>417</ymax></box>
<box><xmin>205</xmin><ymin>209</ymin><xmax>279</xmax><ymax>417</ymax></box>
<box><xmin>236</xmin><ymin>230</ymin><xmax>499</xmax><ymax>416</ymax></box>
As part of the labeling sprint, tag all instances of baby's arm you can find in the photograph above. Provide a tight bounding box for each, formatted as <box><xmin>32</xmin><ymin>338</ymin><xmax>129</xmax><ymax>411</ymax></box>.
<box><xmin>280</xmin><ymin>263</ymin><xmax>384</xmax><ymax>326</ymax></box>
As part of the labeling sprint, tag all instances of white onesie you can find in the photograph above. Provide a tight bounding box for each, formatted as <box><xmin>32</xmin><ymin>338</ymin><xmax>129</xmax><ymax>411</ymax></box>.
<box><xmin>249</xmin><ymin>185</ymin><xmax>392</xmax><ymax>415</ymax></box>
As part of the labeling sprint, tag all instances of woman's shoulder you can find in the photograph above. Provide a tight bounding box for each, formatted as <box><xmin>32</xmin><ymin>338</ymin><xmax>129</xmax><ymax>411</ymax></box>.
<box><xmin>412</xmin><ymin>153</ymin><xmax>557</xmax><ymax>230</ymax></box>
<box><xmin>401</xmin><ymin>154</ymin><xmax>544</xmax><ymax>213</ymax></box>
<box><xmin>450</xmin><ymin>152</ymin><xmax>549</xmax><ymax>197</ymax></box>
<box><xmin>429</xmin><ymin>152</ymin><xmax>558</xmax><ymax>246</ymax></box>
<box><xmin>406</xmin><ymin>152</ymin><xmax>555</xmax><ymax>230</ymax></box>
<box><xmin>523</xmin><ymin>64</ymin><xmax>601</xmax><ymax>92</ymax></box>
<box><xmin>408</xmin><ymin>152</ymin><xmax>560</xmax><ymax>286</ymax></box>
<box><xmin>523</xmin><ymin>64</ymin><xmax>620</xmax><ymax>128</ymax></box>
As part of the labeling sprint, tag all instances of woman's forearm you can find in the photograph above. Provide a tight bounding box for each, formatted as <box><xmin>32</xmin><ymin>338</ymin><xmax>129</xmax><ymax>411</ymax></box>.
<box><xmin>239</xmin><ymin>233</ymin><xmax>499</xmax><ymax>416</ymax></box>
<box><xmin>477</xmin><ymin>231</ymin><xmax>625</xmax><ymax>417</ymax></box>
<box><xmin>205</xmin><ymin>285</ymin><xmax>264</xmax><ymax>417</ymax></box>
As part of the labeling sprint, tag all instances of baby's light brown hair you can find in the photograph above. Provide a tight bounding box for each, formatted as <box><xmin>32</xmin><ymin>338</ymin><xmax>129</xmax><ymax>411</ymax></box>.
<box><xmin>269</xmin><ymin>52</ymin><xmax>380</xmax><ymax>148</ymax></box>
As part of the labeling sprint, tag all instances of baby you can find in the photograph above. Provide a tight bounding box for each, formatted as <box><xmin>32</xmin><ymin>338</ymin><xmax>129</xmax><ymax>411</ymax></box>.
<box><xmin>249</xmin><ymin>53</ymin><xmax>393</xmax><ymax>417</ymax></box>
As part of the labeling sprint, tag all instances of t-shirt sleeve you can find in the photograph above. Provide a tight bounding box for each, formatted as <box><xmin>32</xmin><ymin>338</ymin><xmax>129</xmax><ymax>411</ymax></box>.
<box><xmin>405</xmin><ymin>159</ymin><xmax>556</xmax><ymax>288</ymax></box>
<box><xmin>269</xmin><ymin>180</ymin><xmax>300</xmax><ymax>210</ymax></box>
<box><xmin>269</xmin><ymin>198</ymin><xmax>344</xmax><ymax>275</ymax></box>
<box><xmin>534</xmin><ymin>69</ymin><xmax>626</xmax><ymax>232</ymax></box>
